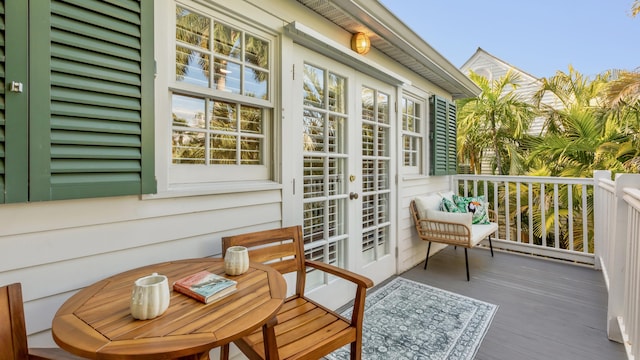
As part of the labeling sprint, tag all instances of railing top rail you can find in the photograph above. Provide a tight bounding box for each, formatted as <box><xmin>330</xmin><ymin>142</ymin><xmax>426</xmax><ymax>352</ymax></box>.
<box><xmin>598</xmin><ymin>178</ymin><xmax>616</xmax><ymax>193</ymax></box>
<box><xmin>623</xmin><ymin>188</ymin><xmax>640</xmax><ymax>211</ymax></box>
<box><xmin>453</xmin><ymin>174</ymin><xmax>594</xmax><ymax>186</ymax></box>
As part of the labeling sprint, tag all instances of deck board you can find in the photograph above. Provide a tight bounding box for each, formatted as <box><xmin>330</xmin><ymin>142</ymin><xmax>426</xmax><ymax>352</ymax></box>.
<box><xmin>399</xmin><ymin>246</ymin><xmax>627</xmax><ymax>360</ymax></box>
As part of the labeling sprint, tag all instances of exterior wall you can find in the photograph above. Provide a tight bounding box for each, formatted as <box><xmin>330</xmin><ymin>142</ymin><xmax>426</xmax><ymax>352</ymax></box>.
<box><xmin>397</xmin><ymin>176</ymin><xmax>451</xmax><ymax>273</ymax></box>
<box><xmin>0</xmin><ymin>0</ymin><xmax>464</xmax><ymax>347</ymax></box>
<box><xmin>1</xmin><ymin>190</ymin><xmax>283</xmax><ymax>345</ymax></box>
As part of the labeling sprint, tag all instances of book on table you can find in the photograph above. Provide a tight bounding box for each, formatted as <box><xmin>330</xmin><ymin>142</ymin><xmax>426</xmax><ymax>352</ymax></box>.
<box><xmin>173</xmin><ymin>270</ymin><xmax>237</xmax><ymax>304</ymax></box>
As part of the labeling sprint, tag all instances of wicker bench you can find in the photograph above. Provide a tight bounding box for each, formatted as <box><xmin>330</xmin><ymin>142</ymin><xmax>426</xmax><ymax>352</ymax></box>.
<box><xmin>409</xmin><ymin>193</ymin><xmax>498</xmax><ymax>281</ymax></box>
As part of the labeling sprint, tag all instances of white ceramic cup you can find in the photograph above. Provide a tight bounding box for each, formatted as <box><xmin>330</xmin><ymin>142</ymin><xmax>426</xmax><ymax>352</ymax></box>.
<box><xmin>224</xmin><ymin>246</ymin><xmax>250</xmax><ymax>276</ymax></box>
<box><xmin>130</xmin><ymin>272</ymin><xmax>170</xmax><ymax>320</ymax></box>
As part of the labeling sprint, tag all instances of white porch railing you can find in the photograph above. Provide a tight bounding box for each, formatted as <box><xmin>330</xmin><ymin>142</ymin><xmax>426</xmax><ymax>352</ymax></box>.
<box><xmin>452</xmin><ymin>174</ymin><xmax>596</xmax><ymax>264</ymax></box>
<box><xmin>595</xmin><ymin>172</ymin><xmax>640</xmax><ymax>360</ymax></box>
<box><xmin>451</xmin><ymin>172</ymin><xmax>640</xmax><ymax>359</ymax></box>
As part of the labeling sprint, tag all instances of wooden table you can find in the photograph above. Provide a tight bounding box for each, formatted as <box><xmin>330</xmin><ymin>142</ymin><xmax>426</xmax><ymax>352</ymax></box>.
<box><xmin>52</xmin><ymin>258</ymin><xmax>286</xmax><ymax>360</ymax></box>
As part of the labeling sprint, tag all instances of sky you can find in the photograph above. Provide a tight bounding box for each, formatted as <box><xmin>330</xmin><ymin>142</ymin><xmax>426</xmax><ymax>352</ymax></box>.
<box><xmin>379</xmin><ymin>0</ymin><xmax>639</xmax><ymax>79</ymax></box>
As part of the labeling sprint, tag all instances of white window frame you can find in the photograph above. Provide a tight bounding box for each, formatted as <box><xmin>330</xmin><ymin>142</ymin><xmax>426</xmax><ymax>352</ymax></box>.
<box><xmin>152</xmin><ymin>1</ymin><xmax>279</xmax><ymax>196</ymax></box>
<box><xmin>400</xmin><ymin>92</ymin><xmax>427</xmax><ymax>175</ymax></box>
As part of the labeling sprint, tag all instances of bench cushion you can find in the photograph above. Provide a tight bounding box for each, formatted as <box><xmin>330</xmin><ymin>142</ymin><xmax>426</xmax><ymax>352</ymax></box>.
<box><xmin>470</xmin><ymin>223</ymin><xmax>499</xmax><ymax>246</ymax></box>
<box><xmin>425</xmin><ymin>209</ymin><xmax>472</xmax><ymax>227</ymax></box>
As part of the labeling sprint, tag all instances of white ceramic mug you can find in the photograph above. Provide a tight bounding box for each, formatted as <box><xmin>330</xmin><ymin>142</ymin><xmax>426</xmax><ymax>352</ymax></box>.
<box><xmin>224</xmin><ymin>246</ymin><xmax>250</xmax><ymax>275</ymax></box>
<box><xmin>130</xmin><ymin>272</ymin><xmax>170</xmax><ymax>320</ymax></box>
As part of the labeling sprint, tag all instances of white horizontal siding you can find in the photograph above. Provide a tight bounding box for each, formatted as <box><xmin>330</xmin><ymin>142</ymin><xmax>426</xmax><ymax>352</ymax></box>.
<box><xmin>397</xmin><ymin>176</ymin><xmax>451</xmax><ymax>273</ymax></box>
<box><xmin>1</xmin><ymin>189</ymin><xmax>282</xmax><ymax>346</ymax></box>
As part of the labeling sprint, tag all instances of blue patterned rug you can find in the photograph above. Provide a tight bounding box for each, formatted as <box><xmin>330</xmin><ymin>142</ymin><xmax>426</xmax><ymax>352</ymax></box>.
<box><xmin>326</xmin><ymin>277</ymin><xmax>497</xmax><ymax>360</ymax></box>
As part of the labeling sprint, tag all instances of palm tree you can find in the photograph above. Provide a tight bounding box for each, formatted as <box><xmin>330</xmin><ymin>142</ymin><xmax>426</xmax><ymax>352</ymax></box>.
<box><xmin>524</xmin><ymin>67</ymin><xmax>632</xmax><ymax>248</ymax></box>
<box><xmin>604</xmin><ymin>70</ymin><xmax>640</xmax><ymax>172</ymax></box>
<box><xmin>457</xmin><ymin>70</ymin><xmax>534</xmax><ymax>175</ymax></box>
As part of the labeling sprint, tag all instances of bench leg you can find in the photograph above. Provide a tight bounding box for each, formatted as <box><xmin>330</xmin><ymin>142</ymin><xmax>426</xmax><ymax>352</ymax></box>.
<box><xmin>464</xmin><ymin>248</ymin><xmax>470</xmax><ymax>281</ymax></box>
<box><xmin>488</xmin><ymin>236</ymin><xmax>494</xmax><ymax>257</ymax></box>
<box><xmin>424</xmin><ymin>242</ymin><xmax>432</xmax><ymax>270</ymax></box>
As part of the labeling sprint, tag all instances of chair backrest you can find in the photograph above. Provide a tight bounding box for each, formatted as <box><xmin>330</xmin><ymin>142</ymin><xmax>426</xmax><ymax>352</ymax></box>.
<box><xmin>222</xmin><ymin>226</ymin><xmax>306</xmax><ymax>297</ymax></box>
<box><xmin>1</xmin><ymin>283</ymin><xmax>29</xmax><ymax>360</ymax></box>
<box><xmin>409</xmin><ymin>200</ymin><xmax>420</xmax><ymax>220</ymax></box>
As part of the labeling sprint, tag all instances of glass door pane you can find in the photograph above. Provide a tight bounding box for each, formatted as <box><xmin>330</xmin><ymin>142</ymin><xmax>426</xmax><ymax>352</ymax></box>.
<box><xmin>361</xmin><ymin>87</ymin><xmax>391</xmax><ymax>264</ymax></box>
<box><xmin>302</xmin><ymin>63</ymin><xmax>348</xmax><ymax>287</ymax></box>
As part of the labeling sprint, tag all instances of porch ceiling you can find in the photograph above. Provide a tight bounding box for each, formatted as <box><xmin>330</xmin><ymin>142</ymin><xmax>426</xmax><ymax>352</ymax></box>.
<box><xmin>295</xmin><ymin>0</ymin><xmax>481</xmax><ymax>99</ymax></box>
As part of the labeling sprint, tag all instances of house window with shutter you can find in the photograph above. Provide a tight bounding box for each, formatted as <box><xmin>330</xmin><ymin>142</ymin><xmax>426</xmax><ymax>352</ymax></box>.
<box><xmin>429</xmin><ymin>95</ymin><xmax>457</xmax><ymax>175</ymax></box>
<box><xmin>170</xmin><ymin>4</ymin><xmax>274</xmax><ymax>184</ymax></box>
<box><xmin>1</xmin><ymin>0</ymin><xmax>155</xmax><ymax>203</ymax></box>
<box><xmin>401</xmin><ymin>95</ymin><xmax>423</xmax><ymax>174</ymax></box>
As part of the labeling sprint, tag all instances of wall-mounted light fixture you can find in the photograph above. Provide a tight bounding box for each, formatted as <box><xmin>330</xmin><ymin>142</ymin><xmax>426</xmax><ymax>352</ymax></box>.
<box><xmin>351</xmin><ymin>32</ymin><xmax>371</xmax><ymax>55</ymax></box>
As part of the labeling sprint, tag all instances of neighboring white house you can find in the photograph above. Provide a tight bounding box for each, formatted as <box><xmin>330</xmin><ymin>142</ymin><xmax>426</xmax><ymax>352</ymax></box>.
<box><xmin>0</xmin><ymin>0</ymin><xmax>479</xmax><ymax>353</ymax></box>
<box><xmin>461</xmin><ymin>47</ymin><xmax>563</xmax><ymax>136</ymax></box>
<box><xmin>460</xmin><ymin>48</ymin><xmax>563</xmax><ymax>174</ymax></box>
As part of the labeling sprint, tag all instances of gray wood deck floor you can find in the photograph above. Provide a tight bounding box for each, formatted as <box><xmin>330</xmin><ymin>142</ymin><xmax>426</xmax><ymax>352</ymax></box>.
<box><xmin>399</xmin><ymin>246</ymin><xmax>626</xmax><ymax>360</ymax></box>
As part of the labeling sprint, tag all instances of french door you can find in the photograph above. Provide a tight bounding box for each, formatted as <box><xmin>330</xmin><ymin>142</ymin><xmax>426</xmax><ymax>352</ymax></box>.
<box><xmin>294</xmin><ymin>46</ymin><xmax>396</xmax><ymax>307</ymax></box>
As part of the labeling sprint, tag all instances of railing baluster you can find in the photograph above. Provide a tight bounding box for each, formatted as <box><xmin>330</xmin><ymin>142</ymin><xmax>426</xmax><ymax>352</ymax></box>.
<box><xmin>582</xmin><ymin>186</ymin><xmax>589</xmax><ymax>254</ymax></box>
<box><xmin>554</xmin><ymin>183</ymin><xmax>560</xmax><ymax>249</ymax></box>
<box><xmin>505</xmin><ymin>180</ymin><xmax>511</xmax><ymax>242</ymax></box>
<box><xmin>541</xmin><ymin>183</ymin><xmax>546</xmax><ymax>246</ymax></box>
<box><xmin>484</xmin><ymin>181</ymin><xmax>489</xmax><ymax>203</ymax></box>
<box><xmin>516</xmin><ymin>182</ymin><xmax>522</xmax><ymax>243</ymax></box>
<box><xmin>528</xmin><ymin>183</ymin><xmax>533</xmax><ymax>245</ymax></box>
<box><xmin>568</xmin><ymin>184</ymin><xmax>574</xmax><ymax>251</ymax></box>
<box><xmin>627</xmin><ymin>205</ymin><xmax>639</xmax><ymax>358</ymax></box>
<box><xmin>493</xmin><ymin>181</ymin><xmax>499</xmax><ymax>237</ymax></box>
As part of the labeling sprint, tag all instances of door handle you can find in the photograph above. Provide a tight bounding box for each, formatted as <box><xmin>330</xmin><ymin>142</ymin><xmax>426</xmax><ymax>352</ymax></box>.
<box><xmin>349</xmin><ymin>192</ymin><xmax>359</xmax><ymax>200</ymax></box>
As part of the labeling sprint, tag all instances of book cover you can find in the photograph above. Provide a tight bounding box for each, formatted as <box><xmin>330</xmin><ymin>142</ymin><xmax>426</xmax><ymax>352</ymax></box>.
<box><xmin>173</xmin><ymin>270</ymin><xmax>237</xmax><ymax>304</ymax></box>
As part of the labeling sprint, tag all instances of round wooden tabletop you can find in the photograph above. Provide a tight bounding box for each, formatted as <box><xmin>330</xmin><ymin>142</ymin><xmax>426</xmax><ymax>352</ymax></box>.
<box><xmin>52</xmin><ymin>258</ymin><xmax>286</xmax><ymax>360</ymax></box>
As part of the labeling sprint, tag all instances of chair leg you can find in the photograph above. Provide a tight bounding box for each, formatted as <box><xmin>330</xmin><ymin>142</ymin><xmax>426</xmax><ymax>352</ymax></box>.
<box><xmin>350</xmin><ymin>339</ymin><xmax>361</xmax><ymax>360</ymax></box>
<box><xmin>489</xmin><ymin>236</ymin><xmax>494</xmax><ymax>257</ymax></box>
<box><xmin>464</xmin><ymin>248</ymin><xmax>470</xmax><ymax>281</ymax></box>
<box><xmin>220</xmin><ymin>344</ymin><xmax>230</xmax><ymax>360</ymax></box>
<box><xmin>423</xmin><ymin>242</ymin><xmax>432</xmax><ymax>270</ymax></box>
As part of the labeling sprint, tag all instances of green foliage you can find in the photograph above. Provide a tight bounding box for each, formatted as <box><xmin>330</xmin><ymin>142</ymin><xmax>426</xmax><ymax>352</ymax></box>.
<box><xmin>459</xmin><ymin>64</ymin><xmax>639</xmax><ymax>249</ymax></box>
<box><xmin>457</xmin><ymin>70</ymin><xmax>535</xmax><ymax>175</ymax></box>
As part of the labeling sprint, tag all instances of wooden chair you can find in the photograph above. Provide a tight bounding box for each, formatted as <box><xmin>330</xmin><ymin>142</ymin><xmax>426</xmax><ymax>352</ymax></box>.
<box><xmin>1</xmin><ymin>283</ymin><xmax>84</xmax><ymax>360</ymax></box>
<box><xmin>220</xmin><ymin>226</ymin><xmax>373</xmax><ymax>360</ymax></box>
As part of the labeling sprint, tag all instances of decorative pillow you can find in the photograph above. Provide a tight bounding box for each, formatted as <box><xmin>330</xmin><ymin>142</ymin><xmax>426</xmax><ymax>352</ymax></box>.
<box><xmin>452</xmin><ymin>195</ymin><xmax>490</xmax><ymax>225</ymax></box>
<box><xmin>414</xmin><ymin>194</ymin><xmax>443</xmax><ymax>219</ymax></box>
<box><xmin>440</xmin><ymin>197</ymin><xmax>462</xmax><ymax>213</ymax></box>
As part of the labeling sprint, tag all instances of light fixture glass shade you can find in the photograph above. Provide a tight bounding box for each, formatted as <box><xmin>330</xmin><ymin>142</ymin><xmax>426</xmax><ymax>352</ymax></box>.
<box><xmin>351</xmin><ymin>32</ymin><xmax>370</xmax><ymax>55</ymax></box>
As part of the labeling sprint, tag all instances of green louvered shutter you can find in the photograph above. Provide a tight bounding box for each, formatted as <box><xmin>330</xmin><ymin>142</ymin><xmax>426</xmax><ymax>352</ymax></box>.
<box><xmin>29</xmin><ymin>0</ymin><xmax>155</xmax><ymax>201</ymax></box>
<box><xmin>0</xmin><ymin>2</ymin><xmax>7</xmax><ymax>203</ymax></box>
<box><xmin>2</xmin><ymin>0</ymin><xmax>30</xmax><ymax>203</ymax></box>
<box><xmin>446</xmin><ymin>100</ymin><xmax>457</xmax><ymax>173</ymax></box>
<box><xmin>429</xmin><ymin>95</ymin><xmax>457</xmax><ymax>175</ymax></box>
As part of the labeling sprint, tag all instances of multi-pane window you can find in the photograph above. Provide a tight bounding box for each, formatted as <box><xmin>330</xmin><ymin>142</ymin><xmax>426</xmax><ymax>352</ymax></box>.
<box><xmin>401</xmin><ymin>96</ymin><xmax>423</xmax><ymax>172</ymax></box>
<box><xmin>171</xmin><ymin>95</ymin><xmax>263</xmax><ymax>164</ymax></box>
<box><xmin>171</xmin><ymin>5</ymin><xmax>271</xmax><ymax>179</ymax></box>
